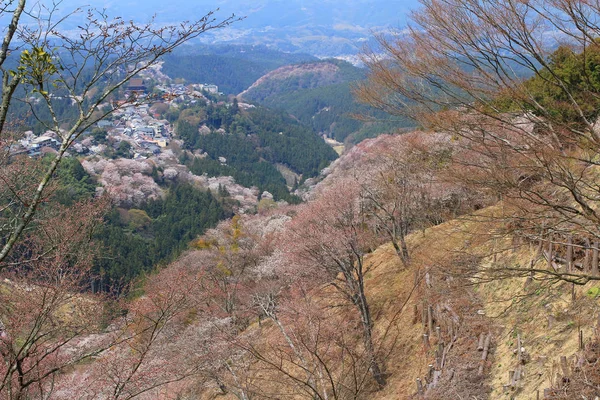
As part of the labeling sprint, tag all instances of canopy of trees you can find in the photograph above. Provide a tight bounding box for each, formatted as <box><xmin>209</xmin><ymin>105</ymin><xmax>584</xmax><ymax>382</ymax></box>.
<box><xmin>162</xmin><ymin>45</ymin><xmax>316</xmax><ymax>94</ymax></box>
<box><xmin>176</xmin><ymin>101</ymin><xmax>337</xmax><ymax>202</ymax></box>
<box><xmin>357</xmin><ymin>0</ymin><xmax>600</xmax><ymax>285</ymax></box>
<box><xmin>243</xmin><ymin>60</ymin><xmax>415</xmax><ymax>142</ymax></box>
<box><xmin>94</xmin><ymin>183</ymin><xmax>229</xmax><ymax>291</ymax></box>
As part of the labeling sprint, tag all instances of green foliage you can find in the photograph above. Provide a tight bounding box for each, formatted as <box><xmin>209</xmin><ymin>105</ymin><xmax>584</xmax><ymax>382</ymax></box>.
<box><xmin>243</xmin><ymin>61</ymin><xmax>415</xmax><ymax>142</ymax></box>
<box><xmin>102</xmin><ymin>140</ymin><xmax>134</xmax><ymax>159</ymax></box>
<box><xmin>161</xmin><ymin>55</ymin><xmax>272</xmax><ymax>94</ymax></box>
<box><xmin>94</xmin><ymin>183</ymin><xmax>229</xmax><ymax>291</ymax></box>
<box><xmin>176</xmin><ymin>119</ymin><xmax>200</xmax><ymax>149</ymax></box>
<box><xmin>115</xmin><ymin>141</ymin><xmax>133</xmax><ymax>159</ymax></box>
<box><xmin>249</xmin><ymin>107</ymin><xmax>338</xmax><ymax>176</ymax></box>
<box><xmin>586</xmin><ymin>287</ymin><xmax>600</xmax><ymax>298</ymax></box>
<box><xmin>91</xmin><ymin>128</ymin><xmax>108</xmax><ymax>144</ymax></box>
<box><xmin>175</xmin><ymin>101</ymin><xmax>335</xmax><ymax>203</ymax></box>
<box><xmin>186</xmin><ymin>136</ymin><xmax>301</xmax><ymax>203</ymax></box>
<box><xmin>162</xmin><ymin>45</ymin><xmax>316</xmax><ymax>94</ymax></box>
<box><xmin>496</xmin><ymin>43</ymin><xmax>600</xmax><ymax>126</ymax></box>
<box><xmin>205</xmin><ymin>102</ymin><xmax>235</xmax><ymax>130</ymax></box>
<box><xmin>93</xmin><ymin>213</ymin><xmax>158</xmax><ymax>291</ymax></box>
<box><xmin>218</xmin><ymin>183</ymin><xmax>230</xmax><ymax>197</ymax></box>
<box><xmin>8</xmin><ymin>90</ymin><xmax>80</xmax><ymax>135</ymax></box>
<box><xmin>15</xmin><ymin>47</ymin><xmax>60</xmax><ymax>93</ymax></box>
<box><xmin>47</xmin><ymin>156</ymin><xmax>96</xmax><ymax>206</ymax></box>
<box><xmin>46</xmin><ymin>163</ymin><xmax>228</xmax><ymax>292</ymax></box>
<box><xmin>125</xmin><ymin>209</ymin><xmax>152</xmax><ymax>233</ymax></box>
<box><xmin>143</xmin><ymin>183</ymin><xmax>227</xmax><ymax>259</ymax></box>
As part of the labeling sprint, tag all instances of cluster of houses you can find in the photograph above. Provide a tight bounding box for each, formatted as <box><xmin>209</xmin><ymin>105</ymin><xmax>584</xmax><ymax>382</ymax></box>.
<box><xmin>194</xmin><ymin>83</ymin><xmax>219</xmax><ymax>94</ymax></box>
<box><xmin>99</xmin><ymin>79</ymin><xmax>222</xmax><ymax>158</ymax></box>
<box><xmin>10</xmin><ymin>132</ymin><xmax>64</xmax><ymax>157</ymax></box>
<box><xmin>10</xmin><ymin>77</ymin><xmax>223</xmax><ymax>161</ymax></box>
<box><xmin>155</xmin><ymin>83</ymin><xmax>220</xmax><ymax>100</ymax></box>
<box><xmin>97</xmin><ymin>104</ymin><xmax>172</xmax><ymax>159</ymax></box>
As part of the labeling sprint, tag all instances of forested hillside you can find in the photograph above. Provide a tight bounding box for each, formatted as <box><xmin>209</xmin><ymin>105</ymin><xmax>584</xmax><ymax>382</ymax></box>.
<box><xmin>175</xmin><ymin>98</ymin><xmax>337</xmax><ymax>202</ymax></box>
<box><xmin>48</xmin><ymin>156</ymin><xmax>231</xmax><ymax>291</ymax></box>
<box><xmin>163</xmin><ymin>49</ymin><xmax>414</xmax><ymax>145</ymax></box>
<box><xmin>241</xmin><ymin>59</ymin><xmax>415</xmax><ymax>143</ymax></box>
<box><xmin>1</xmin><ymin>46</ymin><xmax>339</xmax><ymax>292</ymax></box>
<box><xmin>8</xmin><ymin>0</ymin><xmax>600</xmax><ymax>399</ymax></box>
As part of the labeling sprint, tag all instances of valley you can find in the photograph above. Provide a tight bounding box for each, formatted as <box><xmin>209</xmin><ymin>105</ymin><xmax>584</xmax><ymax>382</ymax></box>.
<box><xmin>2</xmin><ymin>1</ymin><xmax>600</xmax><ymax>399</ymax></box>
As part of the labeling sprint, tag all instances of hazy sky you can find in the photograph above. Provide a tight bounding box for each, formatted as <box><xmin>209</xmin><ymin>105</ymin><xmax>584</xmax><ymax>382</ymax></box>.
<box><xmin>54</xmin><ymin>0</ymin><xmax>421</xmax><ymax>28</ymax></box>
<box><xmin>20</xmin><ymin>0</ymin><xmax>421</xmax><ymax>55</ymax></box>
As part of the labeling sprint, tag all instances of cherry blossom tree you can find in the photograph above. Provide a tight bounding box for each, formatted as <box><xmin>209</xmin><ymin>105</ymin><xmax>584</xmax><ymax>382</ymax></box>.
<box><xmin>191</xmin><ymin>216</ymin><xmax>263</xmax><ymax>325</ymax></box>
<box><xmin>285</xmin><ymin>179</ymin><xmax>386</xmax><ymax>387</ymax></box>
<box><xmin>355</xmin><ymin>132</ymin><xmax>467</xmax><ymax>266</ymax></box>
<box><xmin>74</xmin><ymin>264</ymin><xmax>206</xmax><ymax>399</ymax></box>
<box><xmin>243</xmin><ymin>282</ymin><xmax>377</xmax><ymax>399</ymax></box>
<box><xmin>0</xmin><ymin>1</ymin><xmax>239</xmax><ymax>397</ymax></box>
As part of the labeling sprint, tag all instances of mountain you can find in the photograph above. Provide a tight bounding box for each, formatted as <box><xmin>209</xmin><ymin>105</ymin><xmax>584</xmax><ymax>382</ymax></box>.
<box><xmin>239</xmin><ymin>60</ymin><xmax>360</xmax><ymax>98</ymax></box>
<box><xmin>240</xmin><ymin>59</ymin><xmax>415</xmax><ymax>143</ymax></box>
<box><xmin>161</xmin><ymin>45</ymin><xmax>317</xmax><ymax>94</ymax></box>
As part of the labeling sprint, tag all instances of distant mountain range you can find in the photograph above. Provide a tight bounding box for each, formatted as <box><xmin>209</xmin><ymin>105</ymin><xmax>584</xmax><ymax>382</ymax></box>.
<box><xmin>50</xmin><ymin>0</ymin><xmax>420</xmax><ymax>56</ymax></box>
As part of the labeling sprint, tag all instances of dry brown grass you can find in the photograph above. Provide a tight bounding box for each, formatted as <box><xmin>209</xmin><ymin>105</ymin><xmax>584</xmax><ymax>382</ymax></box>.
<box><xmin>198</xmin><ymin>204</ymin><xmax>600</xmax><ymax>399</ymax></box>
<box><xmin>365</xmin><ymin>205</ymin><xmax>600</xmax><ymax>399</ymax></box>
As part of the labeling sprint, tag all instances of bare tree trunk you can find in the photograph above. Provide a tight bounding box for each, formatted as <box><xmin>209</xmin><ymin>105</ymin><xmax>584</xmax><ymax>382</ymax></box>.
<box><xmin>399</xmin><ymin>234</ymin><xmax>410</xmax><ymax>264</ymax></box>
<box><xmin>477</xmin><ymin>333</ymin><xmax>491</xmax><ymax>375</ymax></box>
<box><xmin>391</xmin><ymin>237</ymin><xmax>410</xmax><ymax>267</ymax></box>
<box><xmin>593</xmin><ymin>241</ymin><xmax>599</xmax><ymax>276</ymax></box>
<box><xmin>356</xmin><ymin>283</ymin><xmax>386</xmax><ymax>387</ymax></box>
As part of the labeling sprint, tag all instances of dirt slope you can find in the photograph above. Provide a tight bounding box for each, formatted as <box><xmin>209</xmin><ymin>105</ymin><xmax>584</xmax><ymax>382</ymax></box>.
<box><xmin>368</xmin><ymin>207</ymin><xmax>600</xmax><ymax>399</ymax></box>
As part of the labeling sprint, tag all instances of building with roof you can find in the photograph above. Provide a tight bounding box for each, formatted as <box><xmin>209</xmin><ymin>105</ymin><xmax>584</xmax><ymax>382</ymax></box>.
<box><xmin>126</xmin><ymin>78</ymin><xmax>146</xmax><ymax>94</ymax></box>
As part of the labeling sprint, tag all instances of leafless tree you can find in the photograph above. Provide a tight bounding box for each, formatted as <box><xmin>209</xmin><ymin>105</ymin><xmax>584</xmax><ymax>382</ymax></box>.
<box><xmin>357</xmin><ymin>0</ymin><xmax>600</xmax><ymax>283</ymax></box>
<box><xmin>354</xmin><ymin>132</ymin><xmax>474</xmax><ymax>266</ymax></box>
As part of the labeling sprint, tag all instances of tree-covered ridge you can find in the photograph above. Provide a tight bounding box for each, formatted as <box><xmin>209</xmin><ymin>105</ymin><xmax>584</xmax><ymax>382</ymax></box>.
<box><xmin>49</xmin><ymin>156</ymin><xmax>97</xmax><ymax>205</ymax></box>
<box><xmin>161</xmin><ymin>45</ymin><xmax>317</xmax><ymax>94</ymax></box>
<box><xmin>162</xmin><ymin>55</ymin><xmax>270</xmax><ymax>94</ymax></box>
<box><xmin>49</xmin><ymin>156</ymin><xmax>230</xmax><ymax>291</ymax></box>
<box><xmin>241</xmin><ymin>60</ymin><xmax>362</xmax><ymax>100</ymax></box>
<box><xmin>241</xmin><ymin>59</ymin><xmax>415</xmax><ymax>142</ymax></box>
<box><xmin>250</xmin><ymin>107</ymin><xmax>338</xmax><ymax>176</ymax></box>
<box><xmin>95</xmin><ymin>183</ymin><xmax>229</xmax><ymax>291</ymax></box>
<box><xmin>263</xmin><ymin>81</ymin><xmax>414</xmax><ymax>142</ymax></box>
<box><xmin>184</xmin><ymin>132</ymin><xmax>297</xmax><ymax>203</ymax></box>
<box><xmin>493</xmin><ymin>43</ymin><xmax>600</xmax><ymax>128</ymax></box>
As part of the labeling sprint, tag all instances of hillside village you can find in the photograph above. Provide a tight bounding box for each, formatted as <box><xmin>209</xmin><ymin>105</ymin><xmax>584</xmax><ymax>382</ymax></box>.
<box><xmin>10</xmin><ymin>70</ymin><xmax>277</xmax><ymax>215</ymax></box>
<box><xmin>90</xmin><ymin>80</ymin><xmax>226</xmax><ymax>159</ymax></box>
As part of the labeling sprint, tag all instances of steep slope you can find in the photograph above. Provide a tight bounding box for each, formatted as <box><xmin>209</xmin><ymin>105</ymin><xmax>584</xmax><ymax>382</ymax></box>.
<box><xmin>227</xmin><ymin>207</ymin><xmax>600</xmax><ymax>399</ymax></box>
<box><xmin>289</xmin><ymin>133</ymin><xmax>600</xmax><ymax>399</ymax></box>
<box><xmin>45</xmin><ymin>130</ymin><xmax>600</xmax><ymax>399</ymax></box>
